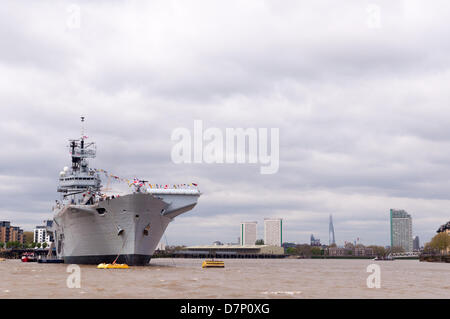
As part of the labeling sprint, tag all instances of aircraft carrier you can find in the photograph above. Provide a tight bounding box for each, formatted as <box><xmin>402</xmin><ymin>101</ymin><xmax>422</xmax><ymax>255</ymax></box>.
<box><xmin>47</xmin><ymin>117</ymin><xmax>200</xmax><ymax>265</ymax></box>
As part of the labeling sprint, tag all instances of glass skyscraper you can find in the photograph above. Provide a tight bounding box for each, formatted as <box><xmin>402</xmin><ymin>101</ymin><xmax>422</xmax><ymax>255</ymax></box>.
<box><xmin>390</xmin><ymin>209</ymin><xmax>413</xmax><ymax>252</ymax></box>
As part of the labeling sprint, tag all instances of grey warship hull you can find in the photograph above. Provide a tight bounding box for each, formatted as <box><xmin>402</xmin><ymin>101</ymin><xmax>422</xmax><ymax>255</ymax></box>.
<box><xmin>51</xmin><ymin>189</ymin><xmax>199</xmax><ymax>266</ymax></box>
<box><xmin>48</xmin><ymin>118</ymin><xmax>200</xmax><ymax>266</ymax></box>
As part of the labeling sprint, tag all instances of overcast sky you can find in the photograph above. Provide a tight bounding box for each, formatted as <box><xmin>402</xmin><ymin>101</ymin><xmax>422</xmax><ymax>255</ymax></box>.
<box><xmin>1</xmin><ymin>0</ymin><xmax>450</xmax><ymax>246</ymax></box>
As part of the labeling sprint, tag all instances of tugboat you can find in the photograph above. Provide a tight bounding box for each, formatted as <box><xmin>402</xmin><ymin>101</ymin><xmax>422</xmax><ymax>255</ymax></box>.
<box><xmin>21</xmin><ymin>252</ymin><xmax>37</xmax><ymax>262</ymax></box>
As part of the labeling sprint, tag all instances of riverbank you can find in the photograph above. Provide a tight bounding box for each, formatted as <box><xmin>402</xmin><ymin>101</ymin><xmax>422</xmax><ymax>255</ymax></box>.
<box><xmin>311</xmin><ymin>255</ymin><xmax>374</xmax><ymax>259</ymax></box>
<box><xmin>420</xmin><ymin>255</ymin><xmax>450</xmax><ymax>263</ymax></box>
<box><xmin>0</xmin><ymin>248</ymin><xmax>50</xmax><ymax>259</ymax></box>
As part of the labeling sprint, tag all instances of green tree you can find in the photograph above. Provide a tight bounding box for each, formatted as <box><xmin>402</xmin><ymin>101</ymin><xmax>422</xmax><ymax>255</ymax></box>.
<box><xmin>36</xmin><ymin>242</ymin><xmax>41</xmax><ymax>249</ymax></box>
<box><xmin>23</xmin><ymin>231</ymin><xmax>34</xmax><ymax>245</ymax></box>
<box><xmin>367</xmin><ymin>245</ymin><xmax>386</xmax><ymax>257</ymax></box>
<box><xmin>296</xmin><ymin>244</ymin><xmax>312</xmax><ymax>257</ymax></box>
<box><xmin>429</xmin><ymin>232</ymin><xmax>450</xmax><ymax>254</ymax></box>
<box><xmin>311</xmin><ymin>247</ymin><xmax>322</xmax><ymax>255</ymax></box>
<box><xmin>6</xmin><ymin>241</ymin><xmax>20</xmax><ymax>249</ymax></box>
<box><xmin>285</xmin><ymin>247</ymin><xmax>296</xmax><ymax>255</ymax></box>
<box><xmin>42</xmin><ymin>242</ymin><xmax>48</xmax><ymax>249</ymax></box>
<box><xmin>255</xmin><ymin>239</ymin><xmax>264</xmax><ymax>245</ymax></box>
<box><xmin>423</xmin><ymin>242</ymin><xmax>433</xmax><ymax>253</ymax></box>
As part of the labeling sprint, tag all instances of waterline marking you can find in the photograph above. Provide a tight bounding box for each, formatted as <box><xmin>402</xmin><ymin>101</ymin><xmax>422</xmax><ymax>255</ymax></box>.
<box><xmin>66</xmin><ymin>264</ymin><xmax>81</xmax><ymax>289</ymax></box>
<box><xmin>171</xmin><ymin>120</ymin><xmax>280</xmax><ymax>174</ymax></box>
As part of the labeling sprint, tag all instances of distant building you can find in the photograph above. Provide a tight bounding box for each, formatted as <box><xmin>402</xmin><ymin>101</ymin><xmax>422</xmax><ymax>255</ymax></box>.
<box><xmin>413</xmin><ymin>236</ymin><xmax>420</xmax><ymax>251</ymax></box>
<box><xmin>329</xmin><ymin>214</ymin><xmax>336</xmax><ymax>245</ymax></box>
<box><xmin>353</xmin><ymin>247</ymin><xmax>374</xmax><ymax>257</ymax></box>
<box><xmin>33</xmin><ymin>220</ymin><xmax>54</xmax><ymax>245</ymax></box>
<box><xmin>390</xmin><ymin>209</ymin><xmax>413</xmax><ymax>252</ymax></box>
<box><xmin>0</xmin><ymin>221</ymin><xmax>9</xmax><ymax>243</ymax></box>
<box><xmin>155</xmin><ymin>242</ymin><xmax>166</xmax><ymax>251</ymax></box>
<box><xmin>0</xmin><ymin>221</ymin><xmax>24</xmax><ymax>244</ymax></box>
<box><xmin>182</xmin><ymin>244</ymin><xmax>285</xmax><ymax>257</ymax></box>
<box><xmin>240</xmin><ymin>222</ymin><xmax>257</xmax><ymax>246</ymax></box>
<box><xmin>33</xmin><ymin>226</ymin><xmax>47</xmax><ymax>244</ymax></box>
<box><xmin>328</xmin><ymin>247</ymin><xmax>348</xmax><ymax>256</ymax></box>
<box><xmin>310</xmin><ymin>234</ymin><xmax>321</xmax><ymax>246</ymax></box>
<box><xmin>328</xmin><ymin>246</ymin><xmax>375</xmax><ymax>257</ymax></box>
<box><xmin>264</xmin><ymin>218</ymin><xmax>282</xmax><ymax>247</ymax></box>
<box><xmin>10</xmin><ymin>226</ymin><xmax>23</xmax><ymax>243</ymax></box>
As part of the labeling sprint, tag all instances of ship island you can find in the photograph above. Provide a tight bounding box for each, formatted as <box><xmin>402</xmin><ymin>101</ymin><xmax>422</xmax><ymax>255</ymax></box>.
<box><xmin>46</xmin><ymin>117</ymin><xmax>200</xmax><ymax>265</ymax></box>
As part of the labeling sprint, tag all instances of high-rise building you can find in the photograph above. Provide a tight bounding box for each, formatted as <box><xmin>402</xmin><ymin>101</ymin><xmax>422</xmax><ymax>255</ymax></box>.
<box><xmin>413</xmin><ymin>236</ymin><xmax>420</xmax><ymax>251</ymax></box>
<box><xmin>329</xmin><ymin>215</ymin><xmax>336</xmax><ymax>245</ymax></box>
<box><xmin>264</xmin><ymin>218</ymin><xmax>282</xmax><ymax>247</ymax></box>
<box><xmin>240</xmin><ymin>222</ymin><xmax>257</xmax><ymax>246</ymax></box>
<box><xmin>0</xmin><ymin>221</ymin><xmax>11</xmax><ymax>243</ymax></box>
<box><xmin>390</xmin><ymin>209</ymin><xmax>413</xmax><ymax>252</ymax></box>
<box><xmin>33</xmin><ymin>226</ymin><xmax>47</xmax><ymax>243</ymax></box>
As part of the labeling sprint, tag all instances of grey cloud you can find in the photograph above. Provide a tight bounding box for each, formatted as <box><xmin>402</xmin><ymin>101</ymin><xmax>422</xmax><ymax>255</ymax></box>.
<box><xmin>1</xmin><ymin>1</ymin><xmax>449</xmax><ymax>247</ymax></box>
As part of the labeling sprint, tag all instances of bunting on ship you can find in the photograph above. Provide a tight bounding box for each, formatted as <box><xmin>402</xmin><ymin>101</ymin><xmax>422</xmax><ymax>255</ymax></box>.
<box><xmin>94</xmin><ymin>168</ymin><xmax>199</xmax><ymax>190</ymax></box>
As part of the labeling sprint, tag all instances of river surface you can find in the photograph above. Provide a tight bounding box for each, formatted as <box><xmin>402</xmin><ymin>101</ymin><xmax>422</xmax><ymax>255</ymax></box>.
<box><xmin>0</xmin><ymin>258</ymin><xmax>448</xmax><ymax>298</ymax></box>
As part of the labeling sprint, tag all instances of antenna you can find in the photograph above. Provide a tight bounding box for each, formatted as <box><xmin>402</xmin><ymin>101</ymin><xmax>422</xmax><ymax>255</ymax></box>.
<box><xmin>80</xmin><ymin>115</ymin><xmax>85</xmax><ymax>139</ymax></box>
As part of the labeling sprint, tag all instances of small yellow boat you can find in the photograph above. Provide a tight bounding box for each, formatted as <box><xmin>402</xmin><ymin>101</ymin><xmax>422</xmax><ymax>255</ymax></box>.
<box><xmin>97</xmin><ymin>263</ymin><xmax>129</xmax><ymax>269</ymax></box>
<box><xmin>202</xmin><ymin>260</ymin><xmax>225</xmax><ymax>268</ymax></box>
<box><xmin>0</xmin><ymin>258</ymin><xmax>6</xmax><ymax>262</ymax></box>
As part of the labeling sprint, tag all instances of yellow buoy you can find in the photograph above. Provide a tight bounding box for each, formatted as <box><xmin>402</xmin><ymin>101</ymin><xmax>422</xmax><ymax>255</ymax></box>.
<box><xmin>202</xmin><ymin>260</ymin><xmax>225</xmax><ymax>268</ymax></box>
<box><xmin>97</xmin><ymin>263</ymin><xmax>129</xmax><ymax>269</ymax></box>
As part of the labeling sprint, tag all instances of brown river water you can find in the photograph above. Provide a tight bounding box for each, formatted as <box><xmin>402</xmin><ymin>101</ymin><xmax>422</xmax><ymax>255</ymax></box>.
<box><xmin>0</xmin><ymin>258</ymin><xmax>448</xmax><ymax>299</ymax></box>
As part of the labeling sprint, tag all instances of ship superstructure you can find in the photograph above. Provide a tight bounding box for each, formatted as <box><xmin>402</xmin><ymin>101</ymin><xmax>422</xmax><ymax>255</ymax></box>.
<box><xmin>47</xmin><ymin>117</ymin><xmax>200</xmax><ymax>265</ymax></box>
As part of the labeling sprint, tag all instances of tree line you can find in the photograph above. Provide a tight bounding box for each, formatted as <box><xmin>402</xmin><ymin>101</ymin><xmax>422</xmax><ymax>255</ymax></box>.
<box><xmin>423</xmin><ymin>232</ymin><xmax>450</xmax><ymax>255</ymax></box>
<box><xmin>0</xmin><ymin>241</ymin><xmax>49</xmax><ymax>249</ymax></box>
